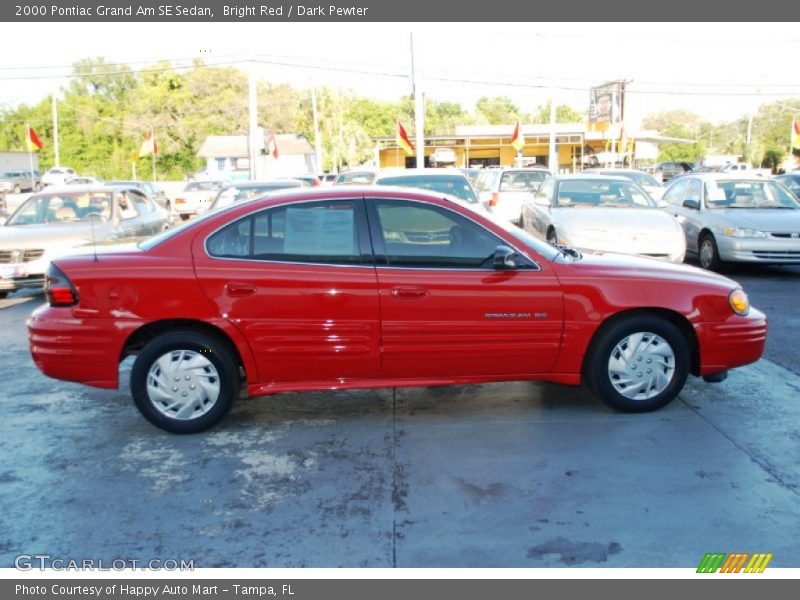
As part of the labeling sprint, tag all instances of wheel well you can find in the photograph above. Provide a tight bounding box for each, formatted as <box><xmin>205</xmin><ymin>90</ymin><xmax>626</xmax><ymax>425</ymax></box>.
<box><xmin>121</xmin><ymin>319</ymin><xmax>247</xmax><ymax>377</ymax></box>
<box><xmin>582</xmin><ymin>308</ymin><xmax>701</xmax><ymax>377</ymax></box>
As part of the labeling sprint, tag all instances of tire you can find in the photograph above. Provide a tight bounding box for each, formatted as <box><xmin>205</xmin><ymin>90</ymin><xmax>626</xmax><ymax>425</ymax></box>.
<box><xmin>699</xmin><ymin>233</ymin><xmax>723</xmax><ymax>271</ymax></box>
<box><xmin>547</xmin><ymin>228</ymin><xmax>558</xmax><ymax>246</ymax></box>
<box><xmin>584</xmin><ymin>315</ymin><xmax>689</xmax><ymax>413</ymax></box>
<box><xmin>0</xmin><ymin>291</ymin><xmax>9</xmax><ymax>299</ymax></box>
<box><xmin>131</xmin><ymin>330</ymin><xmax>239</xmax><ymax>433</ymax></box>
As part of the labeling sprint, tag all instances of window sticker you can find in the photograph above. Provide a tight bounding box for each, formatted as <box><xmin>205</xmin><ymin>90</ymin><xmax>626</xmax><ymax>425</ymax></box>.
<box><xmin>284</xmin><ymin>208</ymin><xmax>354</xmax><ymax>255</ymax></box>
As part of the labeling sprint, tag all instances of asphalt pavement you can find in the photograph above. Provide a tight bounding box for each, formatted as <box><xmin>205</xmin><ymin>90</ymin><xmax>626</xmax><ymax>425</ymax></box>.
<box><xmin>1</xmin><ymin>287</ymin><xmax>799</xmax><ymax>568</ymax></box>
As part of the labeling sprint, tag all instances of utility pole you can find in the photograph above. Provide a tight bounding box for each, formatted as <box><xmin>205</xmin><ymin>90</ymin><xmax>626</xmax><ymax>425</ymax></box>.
<box><xmin>410</xmin><ymin>33</ymin><xmax>425</xmax><ymax>169</ymax></box>
<box><xmin>51</xmin><ymin>93</ymin><xmax>60</xmax><ymax>167</ymax></box>
<box><xmin>548</xmin><ymin>87</ymin><xmax>557</xmax><ymax>174</ymax></box>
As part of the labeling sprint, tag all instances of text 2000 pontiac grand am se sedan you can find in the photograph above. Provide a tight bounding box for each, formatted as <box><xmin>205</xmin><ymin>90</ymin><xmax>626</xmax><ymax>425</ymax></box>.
<box><xmin>27</xmin><ymin>187</ymin><xmax>767</xmax><ymax>433</ymax></box>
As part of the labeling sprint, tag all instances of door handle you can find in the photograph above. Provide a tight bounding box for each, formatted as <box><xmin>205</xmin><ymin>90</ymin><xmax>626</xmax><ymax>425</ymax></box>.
<box><xmin>225</xmin><ymin>282</ymin><xmax>257</xmax><ymax>297</ymax></box>
<box><xmin>390</xmin><ymin>287</ymin><xmax>428</xmax><ymax>299</ymax></box>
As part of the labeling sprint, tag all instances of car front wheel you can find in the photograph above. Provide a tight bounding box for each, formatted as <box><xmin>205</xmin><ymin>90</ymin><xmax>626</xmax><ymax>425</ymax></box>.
<box><xmin>699</xmin><ymin>234</ymin><xmax>723</xmax><ymax>271</ymax></box>
<box><xmin>131</xmin><ymin>331</ymin><xmax>239</xmax><ymax>433</ymax></box>
<box><xmin>547</xmin><ymin>228</ymin><xmax>558</xmax><ymax>246</ymax></box>
<box><xmin>584</xmin><ymin>315</ymin><xmax>689</xmax><ymax>412</ymax></box>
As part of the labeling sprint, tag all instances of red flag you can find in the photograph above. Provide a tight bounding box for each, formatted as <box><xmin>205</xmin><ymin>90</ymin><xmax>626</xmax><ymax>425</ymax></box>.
<box><xmin>26</xmin><ymin>125</ymin><xmax>44</xmax><ymax>151</ymax></box>
<box><xmin>510</xmin><ymin>120</ymin><xmax>524</xmax><ymax>151</ymax></box>
<box><xmin>269</xmin><ymin>131</ymin><xmax>279</xmax><ymax>159</ymax></box>
<box><xmin>396</xmin><ymin>121</ymin><xmax>415</xmax><ymax>155</ymax></box>
<box><xmin>139</xmin><ymin>127</ymin><xmax>157</xmax><ymax>157</ymax></box>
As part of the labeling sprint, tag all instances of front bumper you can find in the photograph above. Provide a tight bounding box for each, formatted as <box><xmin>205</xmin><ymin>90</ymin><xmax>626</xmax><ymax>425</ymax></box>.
<box><xmin>0</xmin><ymin>262</ymin><xmax>46</xmax><ymax>292</ymax></box>
<box><xmin>695</xmin><ymin>308</ymin><xmax>767</xmax><ymax>376</ymax></box>
<box><xmin>716</xmin><ymin>236</ymin><xmax>800</xmax><ymax>263</ymax></box>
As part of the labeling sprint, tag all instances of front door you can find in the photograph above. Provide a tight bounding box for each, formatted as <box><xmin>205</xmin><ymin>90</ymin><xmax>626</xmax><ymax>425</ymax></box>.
<box><xmin>367</xmin><ymin>198</ymin><xmax>564</xmax><ymax>380</ymax></box>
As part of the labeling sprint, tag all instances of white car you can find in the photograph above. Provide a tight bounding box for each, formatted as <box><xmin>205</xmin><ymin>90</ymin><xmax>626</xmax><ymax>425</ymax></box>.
<box><xmin>472</xmin><ymin>167</ymin><xmax>551</xmax><ymax>225</ymax></box>
<box><xmin>521</xmin><ymin>174</ymin><xmax>686</xmax><ymax>263</ymax></box>
<box><xmin>174</xmin><ymin>180</ymin><xmax>226</xmax><ymax>220</ymax></box>
<box><xmin>41</xmin><ymin>167</ymin><xmax>77</xmax><ymax>187</ymax></box>
<box><xmin>582</xmin><ymin>168</ymin><xmax>665</xmax><ymax>203</ymax></box>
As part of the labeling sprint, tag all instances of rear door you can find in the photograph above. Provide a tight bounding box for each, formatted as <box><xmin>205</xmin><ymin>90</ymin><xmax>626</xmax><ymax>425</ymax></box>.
<box><xmin>367</xmin><ymin>197</ymin><xmax>564</xmax><ymax>379</ymax></box>
<box><xmin>193</xmin><ymin>197</ymin><xmax>381</xmax><ymax>386</ymax></box>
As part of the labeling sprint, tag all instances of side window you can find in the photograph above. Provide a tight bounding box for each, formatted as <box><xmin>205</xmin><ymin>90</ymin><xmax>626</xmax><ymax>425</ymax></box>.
<box><xmin>537</xmin><ymin>178</ymin><xmax>555</xmax><ymax>202</ymax></box>
<box><xmin>372</xmin><ymin>200</ymin><xmax>502</xmax><ymax>269</ymax></box>
<box><xmin>682</xmin><ymin>180</ymin><xmax>702</xmax><ymax>206</ymax></box>
<box><xmin>207</xmin><ymin>199</ymin><xmax>362</xmax><ymax>265</ymax></box>
<box><xmin>129</xmin><ymin>190</ymin><xmax>152</xmax><ymax>214</ymax></box>
<box><xmin>663</xmin><ymin>179</ymin><xmax>688</xmax><ymax>206</ymax></box>
<box><xmin>117</xmin><ymin>192</ymin><xmax>140</xmax><ymax>220</ymax></box>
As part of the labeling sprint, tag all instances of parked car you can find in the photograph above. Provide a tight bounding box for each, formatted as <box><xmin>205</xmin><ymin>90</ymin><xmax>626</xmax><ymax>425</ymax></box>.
<box><xmin>319</xmin><ymin>174</ymin><xmax>338</xmax><ymax>186</ymax></box>
<box><xmin>209</xmin><ymin>180</ymin><xmax>306</xmax><ymax>211</ymax></box>
<box><xmin>521</xmin><ymin>175</ymin><xmax>686</xmax><ymax>263</ymax></box>
<box><xmin>41</xmin><ymin>167</ymin><xmax>77</xmax><ymax>187</ymax></box>
<box><xmin>0</xmin><ymin>170</ymin><xmax>40</xmax><ymax>193</ymax></box>
<box><xmin>372</xmin><ymin>168</ymin><xmax>484</xmax><ymax>212</ymax></box>
<box><xmin>288</xmin><ymin>175</ymin><xmax>321</xmax><ymax>187</ymax></box>
<box><xmin>472</xmin><ymin>167</ymin><xmax>551</xmax><ymax>225</ymax></box>
<box><xmin>718</xmin><ymin>162</ymin><xmax>771</xmax><ymax>177</ymax></box>
<box><xmin>64</xmin><ymin>176</ymin><xmax>104</xmax><ymax>186</ymax></box>
<box><xmin>333</xmin><ymin>169</ymin><xmax>380</xmax><ymax>185</ymax></box>
<box><xmin>661</xmin><ymin>173</ymin><xmax>800</xmax><ymax>270</ymax></box>
<box><xmin>27</xmin><ymin>186</ymin><xmax>765</xmax><ymax>432</ymax></box>
<box><xmin>582</xmin><ymin>168</ymin><xmax>665</xmax><ymax>202</ymax></box>
<box><xmin>654</xmin><ymin>161</ymin><xmax>694</xmax><ymax>183</ymax></box>
<box><xmin>174</xmin><ymin>180</ymin><xmax>226</xmax><ymax>220</ymax></box>
<box><xmin>0</xmin><ymin>185</ymin><xmax>170</xmax><ymax>298</ymax></box>
<box><xmin>107</xmin><ymin>180</ymin><xmax>171</xmax><ymax>211</ymax></box>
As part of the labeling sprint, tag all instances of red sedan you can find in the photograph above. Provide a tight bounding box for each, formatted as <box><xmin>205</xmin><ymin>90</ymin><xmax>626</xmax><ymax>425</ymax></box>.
<box><xmin>27</xmin><ymin>187</ymin><xmax>767</xmax><ymax>433</ymax></box>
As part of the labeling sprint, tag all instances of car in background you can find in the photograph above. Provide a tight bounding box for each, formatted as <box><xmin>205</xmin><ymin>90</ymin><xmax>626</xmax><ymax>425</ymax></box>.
<box><xmin>333</xmin><ymin>169</ymin><xmax>380</xmax><ymax>185</ymax></box>
<box><xmin>209</xmin><ymin>180</ymin><xmax>306</xmax><ymax>212</ymax></box>
<box><xmin>320</xmin><ymin>174</ymin><xmax>338</xmax><ymax>186</ymax></box>
<box><xmin>583</xmin><ymin>168</ymin><xmax>665</xmax><ymax>203</ymax></box>
<box><xmin>64</xmin><ymin>176</ymin><xmax>104</xmax><ymax>186</ymax></box>
<box><xmin>472</xmin><ymin>167</ymin><xmax>550</xmax><ymax>225</ymax></box>
<box><xmin>0</xmin><ymin>185</ymin><xmax>169</xmax><ymax>298</ymax></box>
<box><xmin>288</xmin><ymin>175</ymin><xmax>321</xmax><ymax>187</ymax></box>
<box><xmin>107</xmin><ymin>180</ymin><xmax>171</xmax><ymax>211</ymax></box>
<box><xmin>521</xmin><ymin>175</ymin><xmax>685</xmax><ymax>263</ymax></box>
<box><xmin>27</xmin><ymin>185</ymin><xmax>766</xmax><ymax>432</ymax></box>
<box><xmin>41</xmin><ymin>167</ymin><xmax>77</xmax><ymax>187</ymax></box>
<box><xmin>773</xmin><ymin>173</ymin><xmax>800</xmax><ymax>196</ymax></box>
<box><xmin>373</xmin><ymin>168</ymin><xmax>485</xmax><ymax>212</ymax></box>
<box><xmin>661</xmin><ymin>173</ymin><xmax>800</xmax><ymax>270</ymax></box>
<box><xmin>174</xmin><ymin>180</ymin><xmax>226</xmax><ymax>220</ymax></box>
<box><xmin>459</xmin><ymin>167</ymin><xmax>482</xmax><ymax>187</ymax></box>
<box><xmin>0</xmin><ymin>171</ymin><xmax>40</xmax><ymax>193</ymax></box>
<box><xmin>654</xmin><ymin>161</ymin><xmax>694</xmax><ymax>183</ymax></box>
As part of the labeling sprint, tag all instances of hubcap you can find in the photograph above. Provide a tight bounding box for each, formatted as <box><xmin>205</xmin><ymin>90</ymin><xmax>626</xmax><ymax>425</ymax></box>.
<box><xmin>700</xmin><ymin>240</ymin><xmax>714</xmax><ymax>268</ymax></box>
<box><xmin>608</xmin><ymin>332</ymin><xmax>676</xmax><ymax>401</ymax></box>
<box><xmin>146</xmin><ymin>350</ymin><xmax>221</xmax><ymax>420</ymax></box>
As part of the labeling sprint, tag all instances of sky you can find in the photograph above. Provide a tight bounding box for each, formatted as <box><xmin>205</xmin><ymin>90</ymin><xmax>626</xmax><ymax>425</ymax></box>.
<box><xmin>1</xmin><ymin>22</ymin><xmax>800</xmax><ymax>129</ymax></box>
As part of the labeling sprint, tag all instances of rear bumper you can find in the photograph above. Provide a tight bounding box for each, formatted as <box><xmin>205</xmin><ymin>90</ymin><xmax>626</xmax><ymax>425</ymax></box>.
<box><xmin>27</xmin><ymin>305</ymin><xmax>137</xmax><ymax>389</ymax></box>
<box><xmin>695</xmin><ymin>308</ymin><xmax>767</xmax><ymax>375</ymax></box>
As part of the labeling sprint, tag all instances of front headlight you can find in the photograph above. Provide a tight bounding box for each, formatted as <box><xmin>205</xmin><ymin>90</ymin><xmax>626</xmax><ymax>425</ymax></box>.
<box><xmin>723</xmin><ymin>227</ymin><xmax>767</xmax><ymax>238</ymax></box>
<box><xmin>728</xmin><ymin>288</ymin><xmax>750</xmax><ymax>316</ymax></box>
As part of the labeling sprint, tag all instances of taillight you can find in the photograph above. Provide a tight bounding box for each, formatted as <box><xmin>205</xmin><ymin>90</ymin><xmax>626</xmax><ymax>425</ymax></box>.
<box><xmin>176</xmin><ymin>197</ymin><xmax>186</xmax><ymax>204</ymax></box>
<box><xmin>488</xmin><ymin>192</ymin><xmax>500</xmax><ymax>207</ymax></box>
<box><xmin>45</xmin><ymin>263</ymin><xmax>79</xmax><ymax>307</ymax></box>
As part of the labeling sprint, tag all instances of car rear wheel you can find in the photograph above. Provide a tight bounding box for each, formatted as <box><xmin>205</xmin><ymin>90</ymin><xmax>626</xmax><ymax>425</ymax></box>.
<box><xmin>131</xmin><ymin>331</ymin><xmax>239</xmax><ymax>433</ymax></box>
<box><xmin>699</xmin><ymin>233</ymin><xmax>723</xmax><ymax>271</ymax></box>
<box><xmin>547</xmin><ymin>228</ymin><xmax>558</xmax><ymax>246</ymax></box>
<box><xmin>584</xmin><ymin>315</ymin><xmax>689</xmax><ymax>412</ymax></box>
<box><xmin>0</xmin><ymin>291</ymin><xmax>8</xmax><ymax>299</ymax></box>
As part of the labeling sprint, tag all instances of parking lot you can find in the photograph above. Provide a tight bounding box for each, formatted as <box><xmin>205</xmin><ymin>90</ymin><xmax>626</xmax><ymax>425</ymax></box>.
<box><xmin>1</xmin><ymin>262</ymin><xmax>799</xmax><ymax>568</ymax></box>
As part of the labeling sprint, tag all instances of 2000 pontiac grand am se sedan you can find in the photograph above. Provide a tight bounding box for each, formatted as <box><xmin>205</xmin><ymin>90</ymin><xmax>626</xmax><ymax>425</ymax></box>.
<box><xmin>27</xmin><ymin>187</ymin><xmax>767</xmax><ymax>433</ymax></box>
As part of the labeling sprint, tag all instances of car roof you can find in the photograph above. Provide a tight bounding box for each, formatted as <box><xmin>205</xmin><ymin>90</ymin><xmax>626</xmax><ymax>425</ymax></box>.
<box><xmin>375</xmin><ymin>167</ymin><xmax>467</xmax><ymax>178</ymax></box>
<box><xmin>551</xmin><ymin>174</ymin><xmax>637</xmax><ymax>182</ymax></box>
<box><xmin>35</xmin><ymin>184</ymin><xmax>126</xmax><ymax>194</ymax></box>
<box><xmin>675</xmin><ymin>173</ymin><xmax>774</xmax><ymax>182</ymax></box>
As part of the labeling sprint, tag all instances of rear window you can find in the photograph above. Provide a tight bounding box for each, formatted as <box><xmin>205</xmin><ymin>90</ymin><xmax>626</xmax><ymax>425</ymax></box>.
<box><xmin>499</xmin><ymin>171</ymin><xmax>549</xmax><ymax>192</ymax></box>
<box><xmin>375</xmin><ymin>175</ymin><xmax>479</xmax><ymax>204</ymax></box>
<box><xmin>185</xmin><ymin>181</ymin><xmax>223</xmax><ymax>192</ymax></box>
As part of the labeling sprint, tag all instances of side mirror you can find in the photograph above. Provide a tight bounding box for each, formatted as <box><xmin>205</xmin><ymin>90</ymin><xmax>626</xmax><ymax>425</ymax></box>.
<box><xmin>493</xmin><ymin>245</ymin><xmax>518</xmax><ymax>270</ymax></box>
<box><xmin>533</xmin><ymin>196</ymin><xmax>551</xmax><ymax>207</ymax></box>
<box><xmin>683</xmin><ymin>198</ymin><xmax>700</xmax><ymax>210</ymax></box>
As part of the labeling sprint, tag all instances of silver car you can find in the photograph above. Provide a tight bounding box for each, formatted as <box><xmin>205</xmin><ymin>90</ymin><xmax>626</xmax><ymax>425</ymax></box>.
<box><xmin>472</xmin><ymin>167</ymin><xmax>550</xmax><ymax>225</ymax></box>
<box><xmin>662</xmin><ymin>174</ymin><xmax>800</xmax><ymax>270</ymax></box>
<box><xmin>0</xmin><ymin>185</ymin><xmax>169</xmax><ymax>297</ymax></box>
<box><xmin>582</xmin><ymin>168</ymin><xmax>664</xmax><ymax>203</ymax></box>
<box><xmin>521</xmin><ymin>175</ymin><xmax>686</xmax><ymax>262</ymax></box>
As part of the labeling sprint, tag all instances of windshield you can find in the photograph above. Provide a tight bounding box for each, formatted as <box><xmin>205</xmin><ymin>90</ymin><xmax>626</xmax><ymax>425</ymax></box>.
<box><xmin>210</xmin><ymin>183</ymin><xmax>302</xmax><ymax>211</ymax></box>
<box><xmin>376</xmin><ymin>175</ymin><xmax>479</xmax><ymax>204</ymax></box>
<box><xmin>706</xmin><ymin>180</ymin><xmax>800</xmax><ymax>209</ymax></box>
<box><xmin>6</xmin><ymin>192</ymin><xmax>113</xmax><ymax>225</ymax></box>
<box><xmin>555</xmin><ymin>179</ymin><xmax>655</xmax><ymax>208</ymax></box>
<box><xmin>336</xmin><ymin>171</ymin><xmax>376</xmax><ymax>185</ymax></box>
<box><xmin>498</xmin><ymin>170</ymin><xmax>549</xmax><ymax>192</ymax></box>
